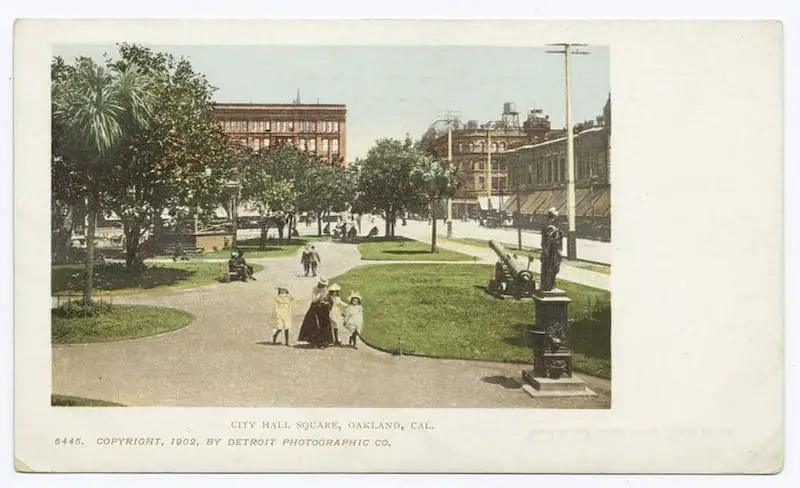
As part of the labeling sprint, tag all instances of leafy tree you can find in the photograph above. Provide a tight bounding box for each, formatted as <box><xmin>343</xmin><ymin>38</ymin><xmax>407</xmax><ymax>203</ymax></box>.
<box><xmin>105</xmin><ymin>43</ymin><xmax>237</xmax><ymax>267</ymax></box>
<box><xmin>353</xmin><ymin>137</ymin><xmax>428</xmax><ymax>237</ymax></box>
<box><xmin>52</xmin><ymin>56</ymin><xmax>155</xmax><ymax>303</ymax></box>
<box><xmin>240</xmin><ymin>146</ymin><xmax>297</xmax><ymax>244</ymax></box>
<box><xmin>411</xmin><ymin>155</ymin><xmax>461</xmax><ymax>252</ymax></box>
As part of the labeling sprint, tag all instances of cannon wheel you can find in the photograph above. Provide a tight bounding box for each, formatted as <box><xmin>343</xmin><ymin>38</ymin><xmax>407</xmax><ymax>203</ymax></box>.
<box><xmin>488</xmin><ymin>279</ymin><xmax>501</xmax><ymax>297</ymax></box>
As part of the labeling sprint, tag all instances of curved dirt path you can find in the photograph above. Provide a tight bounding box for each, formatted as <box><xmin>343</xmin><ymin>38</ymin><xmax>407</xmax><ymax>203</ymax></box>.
<box><xmin>52</xmin><ymin>241</ymin><xmax>610</xmax><ymax>408</ymax></box>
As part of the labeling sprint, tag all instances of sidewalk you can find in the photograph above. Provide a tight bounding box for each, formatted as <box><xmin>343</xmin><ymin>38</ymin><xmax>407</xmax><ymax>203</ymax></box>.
<box><xmin>398</xmin><ymin>228</ymin><xmax>610</xmax><ymax>292</ymax></box>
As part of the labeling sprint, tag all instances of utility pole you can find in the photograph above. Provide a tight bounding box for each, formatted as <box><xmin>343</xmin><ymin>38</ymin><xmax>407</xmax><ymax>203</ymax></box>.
<box><xmin>486</xmin><ymin>128</ymin><xmax>492</xmax><ymax>204</ymax></box>
<box><xmin>515</xmin><ymin>162</ymin><xmax>523</xmax><ymax>250</ymax></box>
<box><xmin>547</xmin><ymin>43</ymin><xmax>589</xmax><ymax>260</ymax></box>
<box><xmin>437</xmin><ymin>110</ymin><xmax>460</xmax><ymax>237</ymax></box>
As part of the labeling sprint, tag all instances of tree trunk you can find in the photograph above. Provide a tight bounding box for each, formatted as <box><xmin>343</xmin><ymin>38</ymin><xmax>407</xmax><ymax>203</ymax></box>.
<box><xmin>124</xmin><ymin>220</ymin><xmax>144</xmax><ymax>270</ymax></box>
<box><xmin>83</xmin><ymin>195</ymin><xmax>97</xmax><ymax>305</ymax></box>
<box><xmin>53</xmin><ymin>203</ymin><xmax>74</xmax><ymax>263</ymax></box>
<box><xmin>317</xmin><ymin>214</ymin><xmax>323</xmax><ymax>236</ymax></box>
<box><xmin>384</xmin><ymin>209</ymin><xmax>390</xmax><ymax>237</ymax></box>
<box><xmin>431</xmin><ymin>200</ymin><xmax>438</xmax><ymax>253</ymax></box>
<box><xmin>277</xmin><ymin>223</ymin><xmax>285</xmax><ymax>241</ymax></box>
<box><xmin>260</xmin><ymin>220</ymin><xmax>268</xmax><ymax>249</ymax></box>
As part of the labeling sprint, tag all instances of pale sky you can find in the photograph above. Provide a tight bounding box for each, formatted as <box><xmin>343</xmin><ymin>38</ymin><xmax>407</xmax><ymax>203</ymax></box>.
<box><xmin>53</xmin><ymin>44</ymin><xmax>610</xmax><ymax>160</ymax></box>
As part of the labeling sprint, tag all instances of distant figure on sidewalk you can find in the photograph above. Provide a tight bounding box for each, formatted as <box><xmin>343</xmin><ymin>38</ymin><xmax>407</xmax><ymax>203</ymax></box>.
<box><xmin>228</xmin><ymin>252</ymin><xmax>247</xmax><ymax>282</ymax></box>
<box><xmin>540</xmin><ymin>207</ymin><xmax>564</xmax><ymax>291</ymax></box>
<box><xmin>271</xmin><ymin>284</ymin><xmax>295</xmax><ymax>346</ymax></box>
<box><xmin>301</xmin><ymin>244</ymin><xmax>313</xmax><ymax>276</ymax></box>
<box><xmin>297</xmin><ymin>277</ymin><xmax>333</xmax><ymax>348</ymax></box>
<box><xmin>236</xmin><ymin>250</ymin><xmax>256</xmax><ymax>281</ymax></box>
<box><xmin>343</xmin><ymin>292</ymin><xmax>364</xmax><ymax>349</ymax></box>
<box><xmin>309</xmin><ymin>245</ymin><xmax>321</xmax><ymax>277</ymax></box>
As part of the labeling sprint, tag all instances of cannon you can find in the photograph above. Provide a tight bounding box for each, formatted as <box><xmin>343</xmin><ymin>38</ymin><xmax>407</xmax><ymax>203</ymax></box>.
<box><xmin>487</xmin><ymin>240</ymin><xmax>536</xmax><ymax>299</ymax></box>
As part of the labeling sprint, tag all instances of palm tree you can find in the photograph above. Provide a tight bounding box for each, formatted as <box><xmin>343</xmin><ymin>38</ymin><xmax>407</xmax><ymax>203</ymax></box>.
<box><xmin>52</xmin><ymin>59</ymin><xmax>154</xmax><ymax>305</ymax></box>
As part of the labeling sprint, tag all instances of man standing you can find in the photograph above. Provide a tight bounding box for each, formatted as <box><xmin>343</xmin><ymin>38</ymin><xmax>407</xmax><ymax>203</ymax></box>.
<box><xmin>309</xmin><ymin>245</ymin><xmax>322</xmax><ymax>277</ymax></box>
<box><xmin>540</xmin><ymin>208</ymin><xmax>564</xmax><ymax>291</ymax></box>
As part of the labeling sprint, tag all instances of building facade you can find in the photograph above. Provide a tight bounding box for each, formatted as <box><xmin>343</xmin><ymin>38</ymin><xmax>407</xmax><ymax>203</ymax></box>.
<box><xmin>503</xmin><ymin>96</ymin><xmax>611</xmax><ymax>241</ymax></box>
<box><xmin>426</xmin><ymin>105</ymin><xmax>551</xmax><ymax>218</ymax></box>
<box><xmin>213</xmin><ymin>103</ymin><xmax>347</xmax><ymax>165</ymax></box>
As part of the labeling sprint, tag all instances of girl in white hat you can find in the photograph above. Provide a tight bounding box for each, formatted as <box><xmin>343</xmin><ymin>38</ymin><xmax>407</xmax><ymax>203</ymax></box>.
<box><xmin>327</xmin><ymin>283</ymin><xmax>346</xmax><ymax>346</ymax></box>
<box><xmin>271</xmin><ymin>284</ymin><xmax>295</xmax><ymax>346</ymax></box>
<box><xmin>343</xmin><ymin>292</ymin><xmax>364</xmax><ymax>348</ymax></box>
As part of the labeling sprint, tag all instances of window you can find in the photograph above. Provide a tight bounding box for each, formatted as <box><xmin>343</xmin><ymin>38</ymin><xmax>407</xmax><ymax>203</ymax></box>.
<box><xmin>468</xmin><ymin>143</ymin><xmax>474</xmax><ymax>152</ymax></box>
<box><xmin>288</xmin><ymin>122</ymin><xmax>295</xmax><ymax>132</ymax></box>
<box><xmin>263</xmin><ymin>137</ymin><xmax>270</xmax><ymax>148</ymax></box>
<box><xmin>458</xmin><ymin>143</ymin><xmax>463</xmax><ymax>153</ymax></box>
<box><xmin>308</xmin><ymin>138</ymin><xmax>316</xmax><ymax>151</ymax></box>
<box><xmin>478</xmin><ymin>176</ymin><xmax>485</xmax><ymax>190</ymax></box>
<box><xmin>479</xmin><ymin>141</ymin><xmax>485</xmax><ymax>153</ymax></box>
<box><xmin>491</xmin><ymin>142</ymin><xmax>498</xmax><ymax>153</ymax></box>
<box><xmin>299</xmin><ymin>138</ymin><xmax>307</xmax><ymax>151</ymax></box>
<box><xmin>499</xmin><ymin>142</ymin><xmax>506</xmax><ymax>152</ymax></box>
<box><xmin>333</xmin><ymin>121</ymin><xmax>339</xmax><ymax>133</ymax></box>
<box><xmin>331</xmin><ymin>139</ymin><xmax>339</xmax><ymax>154</ymax></box>
<box><xmin>322</xmin><ymin>139</ymin><xmax>329</xmax><ymax>153</ymax></box>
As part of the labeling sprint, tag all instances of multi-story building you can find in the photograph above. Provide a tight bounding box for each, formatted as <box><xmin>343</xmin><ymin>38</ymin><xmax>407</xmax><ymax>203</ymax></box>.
<box><xmin>213</xmin><ymin>102</ymin><xmax>347</xmax><ymax>165</ymax></box>
<box><xmin>503</xmin><ymin>96</ymin><xmax>611</xmax><ymax>241</ymax></box>
<box><xmin>426</xmin><ymin>103</ymin><xmax>551</xmax><ymax>218</ymax></box>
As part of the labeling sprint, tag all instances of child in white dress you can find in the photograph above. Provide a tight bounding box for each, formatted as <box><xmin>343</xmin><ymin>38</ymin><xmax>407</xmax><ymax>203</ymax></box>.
<box><xmin>343</xmin><ymin>292</ymin><xmax>364</xmax><ymax>349</ymax></box>
<box><xmin>271</xmin><ymin>285</ymin><xmax>295</xmax><ymax>346</ymax></box>
<box><xmin>327</xmin><ymin>283</ymin><xmax>347</xmax><ymax>346</ymax></box>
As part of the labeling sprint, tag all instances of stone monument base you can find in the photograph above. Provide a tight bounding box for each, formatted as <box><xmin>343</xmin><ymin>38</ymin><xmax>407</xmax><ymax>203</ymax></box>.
<box><xmin>521</xmin><ymin>369</ymin><xmax>597</xmax><ymax>397</ymax></box>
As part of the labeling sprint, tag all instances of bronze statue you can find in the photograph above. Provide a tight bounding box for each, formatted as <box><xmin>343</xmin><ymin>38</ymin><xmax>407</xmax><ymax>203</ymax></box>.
<box><xmin>540</xmin><ymin>208</ymin><xmax>564</xmax><ymax>291</ymax></box>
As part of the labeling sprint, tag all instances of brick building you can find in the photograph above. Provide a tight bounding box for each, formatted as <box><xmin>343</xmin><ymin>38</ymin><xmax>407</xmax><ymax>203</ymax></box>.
<box><xmin>426</xmin><ymin>104</ymin><xmax>551</xmax><ymax>218</ymax></box>
<box><xmin>503</xmin><ymin>96</ymin><xmax>611</xmax><ymax>241</ymax></box>
<box><xmin>213</xmin><ymin>102</ymin><xmax>347</xmax><ymax>165</ymax></box>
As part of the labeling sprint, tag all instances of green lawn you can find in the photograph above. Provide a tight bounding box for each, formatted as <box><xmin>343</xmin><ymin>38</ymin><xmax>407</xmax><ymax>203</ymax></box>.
<box><xmin>51</xmin><ymin>395</ymin><xmax>125</xmax><ymax>407</ymax></box>
<box><xmin>52</xmin><ymin>262</ymin><xmax>263</xmax><ymax>296</ymax></box>
<box><xmin>358</xmin><ymin>237</ymin><xmax>475</xmax><ymax>262</ymax></box>
<box><xmin>334</xmin><ymin>263</ymin><xmax>611</xmax><ymax>379</ymax></box>
<box><xmin>188</xmin><ymin>236</ymin><xmax>327</xmax><ymax>259</ymax></box>
<box><xmin>52</xmin><ymin>305</ymin><xmax>194</xmax><ymax>344</ymax></box>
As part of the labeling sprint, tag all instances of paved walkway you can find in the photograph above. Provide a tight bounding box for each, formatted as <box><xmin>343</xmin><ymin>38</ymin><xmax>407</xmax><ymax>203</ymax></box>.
<box><xmin>396</xmin><ymin>226</ymin><xmax>610</xmax><ymax>291</ymax></box>
<box><xmin>52</xmin><ymin>241</ymin><xmax>610</xmax><ymax>408</ymax></box>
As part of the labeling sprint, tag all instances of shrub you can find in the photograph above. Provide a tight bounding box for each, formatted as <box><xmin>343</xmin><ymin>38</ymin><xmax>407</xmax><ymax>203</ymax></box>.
<box><xmin>54</xmin><ymin>299</ymin><xmax>113</xmax><ymax>318</ymax></box>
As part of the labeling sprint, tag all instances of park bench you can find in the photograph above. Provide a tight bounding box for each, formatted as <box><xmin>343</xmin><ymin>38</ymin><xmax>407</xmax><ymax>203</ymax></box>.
<box><xmin>165</xmin><ymin>246</ymin><xmax>203</xmax><ymax>261</ymax></box>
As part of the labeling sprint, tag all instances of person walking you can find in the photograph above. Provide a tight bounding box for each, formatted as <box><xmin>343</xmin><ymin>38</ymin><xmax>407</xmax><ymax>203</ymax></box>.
<box><xmin>327</xmin><ymin>283</ymin><xmax>346</xmax><ymax>346</ymax></box>
<box><xmin>309</xmin><ymin>245</ymin><xmax>322</xmax><ymax>277</ymax></box>
<box><xmin>270</xmin><ymin>284</ymin><xmax>295</xmax><ymax>346</ymax></box>
<box><xmin>300</xmin><ymin>244</ymin><xmax>312</xmax><ymax>276</ymax></box>
<box><xmin>297</xmin><ymin>277</ymin><xmax>333</xmax><ymax>348</ymax></box>
<box><xmin>343</xmin><ymin>292</ymin><xmax>364</xmax><ymax>349</ymax></box>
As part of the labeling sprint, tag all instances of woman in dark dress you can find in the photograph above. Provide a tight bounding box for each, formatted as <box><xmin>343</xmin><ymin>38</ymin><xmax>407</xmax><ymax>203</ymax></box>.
<box><xmin>297</xmin><ymin>277</ymin><xmax>334</xmax><ymax>348</ymax></box>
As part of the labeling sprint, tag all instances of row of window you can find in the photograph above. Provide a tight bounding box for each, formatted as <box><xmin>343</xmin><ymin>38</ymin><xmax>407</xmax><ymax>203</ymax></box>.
<box><xmin>473</xmin><ymin>176</ymin><xmax>507</xmax><ymax>191</ymax></box>
<box><xmin>456</xmin><ymin>141</ymin><xmax>507</xmax><ymax>154</ymax></box>
<box><xmin>510</xmin><ymin>150</ymin><xmax>608</xmax><ymax>186</ymax></box>
<box><xmin>237</xmin><ymin>137</ymin><xmax>340</xmax><ymax>154</ymax></box>
<box><xmin>221</xmin><ymin>119</ymin><xmax>341</xmax><ymax>134</ymax></box>
<box><xmin>458</xmin><ymin>160</ymin><xmax>507</xmax><ymax>172</ymax></box>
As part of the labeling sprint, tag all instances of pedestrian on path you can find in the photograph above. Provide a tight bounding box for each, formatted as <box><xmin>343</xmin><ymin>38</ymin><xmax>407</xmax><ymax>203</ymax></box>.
<box><xmin>271</xmin><ymin>284</ymin><xmax>295</xmax><ymax>346</ymax></box>
<box><xmin>327</xmin><ymin>283</ymin><xmax>346</xmax><ymax>346</ymax></box>
<box><xmin>343</xmin><ymin>292</ymin><xmax>364</xmax><ymax>349</ymax></box>
<box><xmin>309</xmin><ymin>245</ymin><xmax>322</xmax><ymax>277</ymax></box>
<box><xmin>297</xmin><ymin>277</ymin><xmax>334</xmax><ymax>348</ymax></box>
<box><xmin>301</xmin><ymin>245</ymin><xmax>313</xmax><ymax>276</ymax></box>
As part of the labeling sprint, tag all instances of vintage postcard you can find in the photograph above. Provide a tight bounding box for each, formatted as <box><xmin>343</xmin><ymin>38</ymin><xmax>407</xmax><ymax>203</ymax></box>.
<box><xmin>13</xmin><ymin>19</ymin><xmax>783</xmax><ymax>473</ymax></box>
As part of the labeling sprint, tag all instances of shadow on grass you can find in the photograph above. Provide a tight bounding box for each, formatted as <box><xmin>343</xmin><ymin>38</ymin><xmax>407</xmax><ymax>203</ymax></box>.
<box><xmin>501</xmin><ymin>308</ymin><xmax>611</xmax><ymax>362</ymax></box>
<box><xmin>52</xmin><ymin>263</ymin><xmax>197</xmax><ymax>293</ymax></box>
<box><xmin>382</xmin><ymin>250</ymin><xmax>436</xmax><ymax>256</ymax></box>
<box><xmin>481</xmin><ymin>375</ymin><xmax>523</xmax><ymax>390</ymax></box>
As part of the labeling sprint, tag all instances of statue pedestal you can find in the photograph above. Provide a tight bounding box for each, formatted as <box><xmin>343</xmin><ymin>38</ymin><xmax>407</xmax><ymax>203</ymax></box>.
<box><xmin>521</xmin><ymin>288</ymin><xmax>597</xmax><ymax>397</ymax></box>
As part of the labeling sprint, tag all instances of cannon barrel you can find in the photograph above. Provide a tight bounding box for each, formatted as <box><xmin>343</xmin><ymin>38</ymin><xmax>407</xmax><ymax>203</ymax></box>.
<box><xmin>488</xmin><ymin>240</ymin><xmax>534</xmax><ymax>282</ymax></box>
